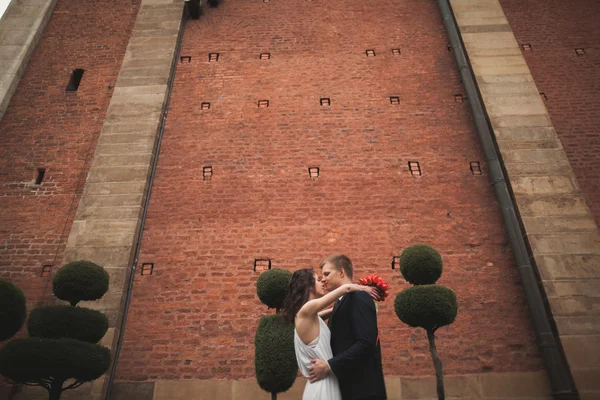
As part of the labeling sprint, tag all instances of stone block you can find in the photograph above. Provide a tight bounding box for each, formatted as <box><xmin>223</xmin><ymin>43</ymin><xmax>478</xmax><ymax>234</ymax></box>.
<box><xmin>0</xmin><ymin>44</ymin><xmax>28</xmax><ymax>75</ymax></box>
<box><xmin>62</xmin><ymin>246</ymin><xmax>134</xmax><ymax>268</ymax></box>
<box><xmin>560</xmin><ymin>335</ymin><xmax>600</xmax><ymax>370</ymax></box>
<box><xmin>504</xmin><ymin>161</ymin><xmax>573</xmax><ymax>176</ymax></box>
<box><xmin>480</xmin><ymin>371</ymin><xmax>551</xmax><ymax>398</ymax></box>
<box><xmin>385</xmin><ymin>376</ymin><xmax>402</xmax><ymax>400</ymax></box>
<box><xmin>544</xmin><ymin>280</ymin><xmax>600</xmax><ymax>298</ymax></box>
<box><xmin>401</xmin><ymin>374</ymin><xmax>482</xmax><ymax>399</ymax></box>
<box><xmin>493</xmin><ymin>127</ymin><xmax>557</xmax><ymax>141</ymax></box>
<box><xmin>0</xmin><ymin>28</ymin><xmax>37</xmax><ymax>45</ymax></box>
<box><xmin>86</xmin><ymin>165</ymin><xmax>152</xmax><ymax>184</ymax></box>
<box><xmin>154</xmin><ymin>380</ymin><xmax>232</xmax><ymax>400</ymax></box>
<box><xmin>82</xmin><ymin>182</ymin><xmax>149</xmax><ymax>196</ymax></box>
<box><xmin>502</xmin><ymin>149</ymin><xmax>569</xmax><ymax>164</ymax></box>
<box><xmin>548</xmin><ymin>297</ymin><xmax>600</xmax><ymax>316</ymax></box>
<box><xmin>515</xmin><ymin>194</ymin><xmax>590</xmax><ymax>217</ymax></box>
<box><xmin>510</xmin><ymin>176</ymin><xmax>578</xmax><ymax>196</ymax></box>
<box><xmin>497</xmin><ymin>139</ymin><xmax>563</xmax><ymax>150</ymax></box>
<box><xmin>111</xmin><ymin>382</ymin><xmax>155</xmax><ymax>400</ymax></box>
<box><xmin>528</xmin><ymin>233</ymin><xmax>600</xmax><ymax>255</ymax></box>
<box><xmin>93</xmin><ymin>153</ymin><xmax>155</xmax><ymax>168</ymax></box>
<box><xmin>484</xmin><ymin>93</ymin><xmax>547</xmax><ymax>118</ymax></box>
<box><xmin>535</xmin><ymin>254</ymin><xmax>600</xmax><ymax>280</ymax></box>
<box><xmin>490</xmin><ymin>114</ymin><xmax>552</xmax><ymax>128</ymax></box>
<box><xmin>94</xmin><ymin>142</ymin><xmax>156</xmax><ymax>156</ymax></box>
<box><xmin>66</xmin><ymin>219</ymin><xmax>141</xmax><ymax>248</ymax></box>
<box><xmin>554</xmin><ymin>316</ymin><xmax>600</xmax><ymax>335</ymax></box>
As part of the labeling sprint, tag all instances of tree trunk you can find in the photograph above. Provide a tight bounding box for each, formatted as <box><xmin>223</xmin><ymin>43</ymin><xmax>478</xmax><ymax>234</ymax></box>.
<box><xmin>427</xmin><ymin>330</ymin><xmax>445</xmax><ymax>400</ymax></box>
<box><xmin>271</xmin><ymin>393</ymin><xmax>277</xmax><ymax>400</ymax></box>
<box><xmin>48</xmin><ymin>380</ymin><xmax>63</xmax><ymax>400</ymax></box>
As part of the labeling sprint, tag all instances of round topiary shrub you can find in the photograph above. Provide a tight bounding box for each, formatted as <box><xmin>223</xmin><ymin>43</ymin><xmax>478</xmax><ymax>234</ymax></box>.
<box><xmin>53</xmin><ymin>261</ymin><xmax>109</xmax><ymax>306</ymax></box>
<box><xmin>394</xmin><ymin>285</ymin><xmax>457</xmax><ymax>331</ymax></box>
<box><xmin>400</xmin><ymin>244</ymin><xmax>443</xmax><ymax>285</ymax></box>
<box><xmin>0</xmin><ymin>279</ymin><xmax>26</xmax><ymax>341</ymax></box>
<box><xmin>0</xmin><ymin>337</ymin><xmax>111</xmax><ymax>384</ymax></box>
<box><xmin>28</xmin><ymin>305</ymin><xmax>109</xmax><ymax>343</ymax></box>
<box><xmin>254</xmin><ymin>314</ymin><xmax>297</xmax><ymax>394</ymax></box>
<box><xmin>256</xmin><ymin>268</ymin><xmax>292</xmax><ymax>310</ymax></box>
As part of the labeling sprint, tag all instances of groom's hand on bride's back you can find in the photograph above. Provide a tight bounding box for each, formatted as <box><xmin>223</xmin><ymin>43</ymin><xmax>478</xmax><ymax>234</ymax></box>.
<box><xmin>308</xmin><ymin>359</ymin><xmax>330</xmax><ymax>383</ymax></box>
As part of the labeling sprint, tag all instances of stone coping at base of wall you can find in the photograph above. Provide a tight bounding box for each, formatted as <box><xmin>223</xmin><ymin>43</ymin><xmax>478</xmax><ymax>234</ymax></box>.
<box><xmin>0</xmin><ymin>0</ymin><xmax>57</xmax><ymax>121</ymax></box>
<box><xmin>104</xmin><ymin>371</ymin><xmax>551</xmax><ymax>400</ymax></box>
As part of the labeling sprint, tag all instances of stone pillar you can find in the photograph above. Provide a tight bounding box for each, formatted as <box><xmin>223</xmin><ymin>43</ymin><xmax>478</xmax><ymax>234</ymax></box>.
<box><xmin>449</xmin><ymin>0</ymin><xmax>600</xmax><ymax>398</ymax></box>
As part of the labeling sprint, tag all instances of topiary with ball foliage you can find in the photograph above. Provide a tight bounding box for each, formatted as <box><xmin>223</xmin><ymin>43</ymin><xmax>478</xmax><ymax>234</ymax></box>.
<box><xmin>395</xmin><ymin>245</ymin><xmax>458</xmax><ymax>400</ymax></box>
<box><xmin>254</xmin><ymin>268</ymin><xmax>297</xmax><ymax>400</ymax></box>
<box><xmin>256</xmin><ymin>268</ymin><xmax>292</xmax><ymax>312</ymax></box>
<box><xmin>0</xmin><ymin>261</ymin><xmax>112</xmax><ymax>400</ymax></box>
<box><xmin>0</xmin><ymin>279</ymin><xmax>26</xmax><ymax>341</ymax></box>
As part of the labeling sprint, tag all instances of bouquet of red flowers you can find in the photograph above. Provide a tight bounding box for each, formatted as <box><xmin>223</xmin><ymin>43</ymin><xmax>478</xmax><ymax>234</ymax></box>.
<box><xmin>359</xmin><ymin>274</ymin><xmax>390</xmax><ymax>302</ymax></box>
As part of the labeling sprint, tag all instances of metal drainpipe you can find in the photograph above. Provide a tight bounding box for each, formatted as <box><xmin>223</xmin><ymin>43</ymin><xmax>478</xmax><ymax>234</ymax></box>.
<box><xmin>104</xmin><ymin>7</ymin><xmax>188</xmax><ymax>400</ymax></box>
<box><xmin>436</xmin><ymin>0</ymin><xmax>579</xmax><ymax>398</ymax></box>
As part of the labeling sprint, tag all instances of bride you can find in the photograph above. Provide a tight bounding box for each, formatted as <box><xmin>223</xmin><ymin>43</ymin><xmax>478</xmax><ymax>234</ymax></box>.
<box><xmin>281</xmin><ymin>269</ymin><xmax>378</xmax><ymax>400</ymax></box>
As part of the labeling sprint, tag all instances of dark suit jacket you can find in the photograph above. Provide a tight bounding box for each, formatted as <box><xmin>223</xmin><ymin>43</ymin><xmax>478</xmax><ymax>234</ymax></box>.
<box><xmin>327</xmin><ymin>291</ymin><xmax>387</xmax><ymax>400</ymax></box>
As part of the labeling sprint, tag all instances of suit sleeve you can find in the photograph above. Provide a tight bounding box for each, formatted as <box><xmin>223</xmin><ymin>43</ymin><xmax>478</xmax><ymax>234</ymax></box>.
<box><xmin>328</xmin><ymin>291</ymin><xmax>378</xmax><ymax>378</ymax></box>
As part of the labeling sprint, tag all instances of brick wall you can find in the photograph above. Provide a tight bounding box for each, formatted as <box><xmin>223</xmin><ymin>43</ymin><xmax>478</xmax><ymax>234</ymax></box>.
<box><xmin>0</xmin><ymin>0</ymin><xmax>140</xmax><ymax>305</ymax></box>
<box><xmin>499</xmin><ymin>0</ymin><xmax>600</xmax><ymax>227</ymax></box>
<box><xmin>115</xmin><ymin>0</ymin><xmax>543</xmax><ymax>381</ymax></box>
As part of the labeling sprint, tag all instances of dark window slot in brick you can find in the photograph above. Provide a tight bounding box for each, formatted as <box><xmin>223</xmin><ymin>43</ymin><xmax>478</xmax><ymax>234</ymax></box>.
<box><xmin>41</xmin><ymin>265</ymin><xmax>52</xmax><ymax>277</ymax></box>
<box><xmin>575</xmin><ymin>48</ymin><xmax>585</xmax><ymax>56</ymax></box>
<box><xmin>208</xmin><ymin>53</ymin><xmax>220</xmax><ymax>62</ymax></box>
<box><xmin>66</xmin><ymin>69</ymin><xmax>85</xmax><ymax>92</ymax></box>
<box><xmin>35</xmin><ymin>168</ymin><xmax>46</xmax><ymax>185</ymax></box>
<box><xmin>254</xmin><ymin>259</ymin><xmax>271</xmax><ymax>272</ymax></box>
<box><xmin>201</xmin><ymin>102</ymin><xmax>211</xmax><ymax>110</ymax></box>
<box><xmin>389</xmin><ymin>96</ymin><xmax>400</xmax><ymax>105</ymax></box>
<box><xmin>258</xmin><ymin>100</ymin><xmax>269</xmax><ymax>108</ymax></box>
<box><xmin>365</xmin><ymin>49</ymin><xmax>376</xmax><ymax>57</ymax></box>
<box><xmin>454</xmin><ymin>94</ymin><xmax>464</xmax><ymax>104</ymax></box>
<box><xmin>520</xmin><ymin>44</ymin><xmax>532</xmax><ymax>51</ymax></box>
<box><xmin>408</xmin><ymin>161</ymin><xmax>421</xmax><ymax>176</ymax></box>
<box><xmin>260</xmin><ymin>53</ymin><xmax>271</xmax><ymax>60</ymax></box>
<box><xmin>308</xmin><ymin>167</ymin><xmax>320</xmax><ymax>178</ymax></box>
<box><xmin>203</xmin><ymin>166</ymin><xmax>213</xmax><ymax>180</ymax></box>
<box><xmin>470</xmin><ymin>161</ymin><xmax>482</xmax><ymax>175</ymax></box>
<box><xmin>540</xmin><ymin>92</ymin><xmax>547</xmax><ymax>101</ymax></box>
<box><xmin>141</xmin><ymin>263</ymin><xmax>154</xmax><ymax>276</ymax></box>
<box><xmin>391</xmin><ymin>256</ymin><xmax>400</xmax><ymax>270</ymax></box>
<box><xmin>180</xmin><ymin>56</ymin><xmax>191</xmax><ymax>63</ymax></box>
<box><xmin>392</xmin><ymin>48</ymin><xmax>401</xmax><ymax>55</ymax></box>
<box><xmin>320</xmin><ymin>98</ymin><xmax>331</xmax><ymax>106</ymax></box>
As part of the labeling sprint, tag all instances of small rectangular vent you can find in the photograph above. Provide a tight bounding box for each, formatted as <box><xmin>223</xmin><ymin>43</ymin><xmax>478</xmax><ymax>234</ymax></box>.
<box><xmin>470</xmin><ymin>161</ymin><xmax>482</xmax><ymax>175</ymax></box>
<box><xmin>203</xmin><ymin>166</ymin><xmax>213</xmax><ymax>180</ymax></box>
<box><xmin>365</xmin><ymin>49</ymin><xmax>376</xmax><ymax>57</ymax></box>
<box><xmin>391</xmin><ymin>256</ymin><xmax>400</xmax><ymax>270</ymax></box>
<box><xmin>575</xmin><ymin>48</ymin><xmax>585</xmax><ymax>56</ymax></box>
<box><xmin>320</xmin><ymin>98</ymin><xmax>331</xmax><ymax>106</ymax></box>
<box><xmin>41</xmin><ymin>265</ymin><xmax>52</xmax><ymax>277</ymax></box>
<box><xmin>454</xmin><ymin>94</ymin><xmax>464</xmax><ymax>104</ymax></box>
<box><xmin>408</xmin><ymin>161</ymin><xmax>421</xmax><ymax>176</ymax></box>
<box><xmin>254</xmin><ymin>259</ymin><xmax>271</xmax><ymax>272</ymax></box>
<box><xmin>201</xmin><ymin>102</ymin><xmax>211</xmax><ymax>110</ymax></box>
<box><xmin>141</xmin><ymin>263</ymin><xmax>154</xmax><ymax>276</ymax></box>
<box><xmin>180</xmin><ymin>56</ymin><xmax>191</xmax><ymax>63</ymax></box>
<box><xmin>389</xmin><ymin>96</ymin><xmax>400</xmax><ymax>105</ymax></box>
<box><xmin>521</xmin><ymin>44</ymin><xmax>532</xmax><ymax>51</ymax></box>
<box><xmin>260</xmin><ymin>53</ymin><xmax>271</xmax><ymax>60</ymax></box>
<box><xmin>308</xmin><ymin>167</ymin><xmax>320</xmax><ymax>178</ymax></box>
<box><xmin>540</xmin><ymin>92</ymin><xmax>547</xmax><ymax>101</ymax></box>
<box><xmin>392</xmin><ymin>48</ymin><xmax>401</xmax><ymax>55</ymax></box>
<box><xmin>258</xmin><ymin>100</ymin><xmax>270</xmax><ymax>108</ymax></box>
<box><xmin>208</xmin><ymin>53</ymin><xmax>220</xmax><ymax>62</ymax></box>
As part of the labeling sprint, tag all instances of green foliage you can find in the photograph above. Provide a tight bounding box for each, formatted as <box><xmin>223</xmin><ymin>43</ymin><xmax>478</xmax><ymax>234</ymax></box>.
<box><xmin>400</xmin><ymin>244</ymin><xmax>443</xmax><ymax>285</ymax></box>
<box><xmin>0</xmin><ymin>279</ymin><xmax>26</xmax><ymax>341</ymax></box>
<box><xmin>256</xmin><ymin>268</ymin><xmax>292</xmax><ymax>310</ymax></box>
<box><xmin>0</xmin><ymin>337</ymin><xmax>111</xmax><ymax>383</ymax></box>
<box><xmin>53</xmin><ymin>261</ymin><xmax>109</xmax><ymax>306</ymax></box>
<box><xmin>28</xmin><ymin>305</ymin><xmax>108</xmax><ymax>344</ymax></box>
<box><xmin>254</xmin><ymin>314</ymin><xmax>297</xmax><ymax>394</ymax></box>
<box><xmin>394</xmin><ymin>285</ymin><xmax>457</xmax><ymax>331</ymax></box>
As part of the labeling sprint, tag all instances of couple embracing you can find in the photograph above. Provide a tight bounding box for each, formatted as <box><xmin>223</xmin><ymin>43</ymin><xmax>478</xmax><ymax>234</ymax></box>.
<box><xmin>281</xmin><ymin>254</ymin><xmax>387</xmax><ymax>400</ymax></box>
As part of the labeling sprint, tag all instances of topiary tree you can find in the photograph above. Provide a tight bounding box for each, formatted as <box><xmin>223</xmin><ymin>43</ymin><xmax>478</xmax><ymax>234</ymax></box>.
<box><xmin>0</xmin><ymin>261</ymin><xmax>111</xmax><ymax>400</ymax></box>
<box><xmin>254</xmin><ymin>268</ymin><xmax>297</xmax><ymax>400</ymax></box>
<box><xmin>0</xmin><ymin>279</ymin><xmax>26</xmax><ymax>341</ymax></box>
<box><xmin>394</xmin><ymin>245</ymin><xmax>458</xmax><ymax>400</ymax></box>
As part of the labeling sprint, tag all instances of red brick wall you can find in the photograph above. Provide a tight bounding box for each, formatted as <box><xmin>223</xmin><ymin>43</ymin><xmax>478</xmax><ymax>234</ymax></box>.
<box><xmin>115</xmin><ymin>0</ymin><xmax>543</xmax><ymax>381</ymax></box>
<box><xmin>0</xmin><ymin>0</ymin><xmax>140</xmax><ymax>306</ymax></box>
<box><xmin>500</xmin><ymin>0</ymin><xmax>600</xmax><ymax>227</ymax></box>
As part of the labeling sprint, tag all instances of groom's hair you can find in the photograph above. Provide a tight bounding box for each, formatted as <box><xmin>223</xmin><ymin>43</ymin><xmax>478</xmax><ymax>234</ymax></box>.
<box><xmin>320</xmin><ymin>254</ymin><xmax>353</xmax><ymax>279</ymax></box>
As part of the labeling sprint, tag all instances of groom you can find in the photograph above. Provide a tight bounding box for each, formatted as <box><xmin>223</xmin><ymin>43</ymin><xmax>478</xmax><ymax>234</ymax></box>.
<box><xmin>309</xmin><ymin>254</ymin><xmax>387</xmax><ymax>400</ymax></box>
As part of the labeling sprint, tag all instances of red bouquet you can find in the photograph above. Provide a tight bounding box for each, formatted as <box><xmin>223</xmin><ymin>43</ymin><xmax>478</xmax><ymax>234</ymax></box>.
<box><xmin>359</xmin><ymin>274</ymin><xmax>389</xmax><ymax>302</ymax></box>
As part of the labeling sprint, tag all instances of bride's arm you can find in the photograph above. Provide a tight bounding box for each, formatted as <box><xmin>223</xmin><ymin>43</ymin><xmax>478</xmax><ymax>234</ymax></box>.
<box><xmin>298</xmin><ymin>284</ymin><xmax>378</xmax><ymax>318</ymax></box>
<box><xmin>318</xmin><ymin>307</ymin><xmax>333</xmax><ymax>320</ymax></box>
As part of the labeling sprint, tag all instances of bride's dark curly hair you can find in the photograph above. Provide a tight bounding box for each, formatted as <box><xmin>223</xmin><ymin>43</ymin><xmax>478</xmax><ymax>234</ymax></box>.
<box><xmin>281</xmin><ymin>268</ymin><xmax>316</xmax><ymax>324</ymax></box>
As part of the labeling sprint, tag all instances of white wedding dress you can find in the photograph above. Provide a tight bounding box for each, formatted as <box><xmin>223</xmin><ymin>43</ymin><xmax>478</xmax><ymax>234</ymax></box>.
<box><xmin>294</xmin><ymin>317</ymin><xmax>342</xmax><ymax>400</ymax></box>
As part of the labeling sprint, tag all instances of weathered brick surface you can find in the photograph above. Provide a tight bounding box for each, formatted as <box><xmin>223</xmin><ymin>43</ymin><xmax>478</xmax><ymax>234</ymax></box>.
<box><xmin>499</xmin><ymin>0</ymin><xmax>600</xmax><ymax>227</ymax></box>
<box><xmin>115</xmin><ymin>0</ymin><xmax>543</xmax><ymax>381</ymax></box>
<box><xmin>0</xmin><ymin>0</ymin><xmax>140</xmax><ymax>305</ymax></box>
